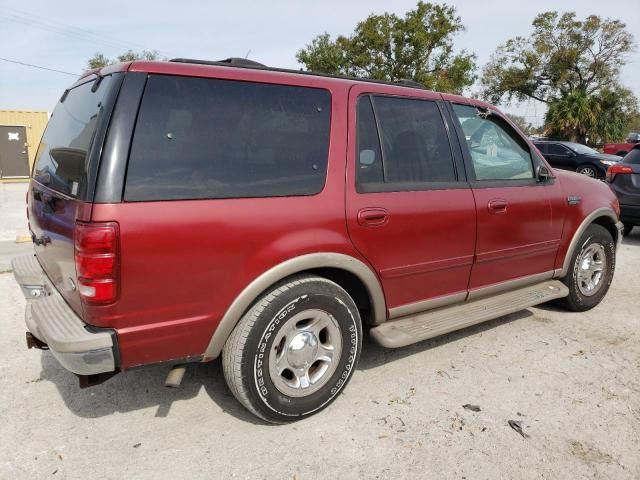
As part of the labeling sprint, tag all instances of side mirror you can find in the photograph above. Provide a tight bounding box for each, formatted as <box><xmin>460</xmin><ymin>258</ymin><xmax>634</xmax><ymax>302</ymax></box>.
<box><xmin>536</xmin><ymin>164</ymin><xmax>552</xmax><ymax>183</ymax></box>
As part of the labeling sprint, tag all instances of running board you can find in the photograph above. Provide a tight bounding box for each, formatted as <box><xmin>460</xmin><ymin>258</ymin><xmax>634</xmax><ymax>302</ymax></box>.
<box><xmin>370</xmin><ymin>280</ymin><xmax>569</xmax><ymax>348</ymax></box>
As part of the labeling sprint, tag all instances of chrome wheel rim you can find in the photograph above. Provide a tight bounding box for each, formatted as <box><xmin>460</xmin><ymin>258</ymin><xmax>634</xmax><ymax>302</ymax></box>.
<box><xmin>576</xmin><ymin>243</ymin><xmax>606</xmax><ymax>296</ymax></box>
<box><xmin>578</xmin><ymin>167</ymin><xmax>596</xmax><ymax>178</ymax></box>
<box><xmin>268</xmin><ymin>309</ymin><xmax>342</xmax><ymax>397</ymax></box>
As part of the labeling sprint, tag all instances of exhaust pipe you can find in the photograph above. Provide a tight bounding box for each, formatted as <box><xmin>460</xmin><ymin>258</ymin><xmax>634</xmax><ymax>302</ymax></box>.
<box><xmin>165</xmin><ymin>365</ymin><xmax>186</xmax><ymax>388</ymax></box>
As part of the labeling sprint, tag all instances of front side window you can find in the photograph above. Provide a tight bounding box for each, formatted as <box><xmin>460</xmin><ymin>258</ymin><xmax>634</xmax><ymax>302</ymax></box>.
<box><xmin>33</xmin><ymin>76</ymin><xmax>113</xmax><ymax>197</ymax></box>
<box><xmin>125</xmin><ymin>75</ymin><xmax>331</xmax><ymax>201</ymax></box>
<box><xmin>452</xmin><ymin>104</ymin><xmax>534</xmax><ymax>181</ymax></box>
<box><xmin>356</xmin><ymin>95</ymin><xmax>456</xmax><ymax>191</ymax></box>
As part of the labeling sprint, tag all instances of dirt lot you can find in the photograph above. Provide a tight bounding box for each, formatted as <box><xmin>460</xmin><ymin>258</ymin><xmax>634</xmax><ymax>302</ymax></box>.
<box><xmin>1</xmin><ymin>233</ymin><xmax>639</xmax><ymax>479</ymax></box>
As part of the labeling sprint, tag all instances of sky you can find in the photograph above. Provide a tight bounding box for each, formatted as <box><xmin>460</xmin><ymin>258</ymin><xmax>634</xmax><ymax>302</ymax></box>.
<box><xmin>1</xmin><ymin>0</ymin><xmax>639</xmax><ymax>125</ymax></box>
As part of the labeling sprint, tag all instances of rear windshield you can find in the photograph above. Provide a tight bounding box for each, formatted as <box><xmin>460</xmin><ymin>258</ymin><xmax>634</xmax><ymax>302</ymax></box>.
<box><xmin>33</xmin><ymin>76</ymin><xmax>113</xmax><ymax>197</ymax></box>
<box><xmin>124</xmin><ymin>75</ymin><xmax>331</xmax><ymax>201</ymax></box>
<box><xmin>624</xmin><ymin>147</ymin><xmax>640</xmax><ymax>165</ymax></box>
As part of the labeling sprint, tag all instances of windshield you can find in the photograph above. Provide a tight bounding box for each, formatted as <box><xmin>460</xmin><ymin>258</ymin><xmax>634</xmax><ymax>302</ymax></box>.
<box><xmin>567</xmin><ymin>143</ymin><xmax>598</xmax><ymax>155</ymax></box>
<box><xmin>33</xmin><ymin>75</ymin><xmax>112</xmax><ymax>197</ymax></box>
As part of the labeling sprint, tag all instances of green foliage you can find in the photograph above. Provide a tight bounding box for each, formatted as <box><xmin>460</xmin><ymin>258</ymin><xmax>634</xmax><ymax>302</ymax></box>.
<box><xmin>87</xmin><ymin>50</ymin><xmax>160</xmax><ymax>70</ymax></box>
<box><xmin>544</xmin><ymin>86</ymin><xmax>637</xmax><ymax>143</ymax></box>
<box><xmin>296</xmin><ymin>2</ymin><xmax>476</xmax><ymax>94</ymax></box>
<box><xmin>481</xmin><ymin>11</ymin><xmax>637</xmax><ymax>143</ymax></box>
<box><xmin>506</xmin><ymin>114</ymin><xmax>534</xmax><ymax>135</ymax></box>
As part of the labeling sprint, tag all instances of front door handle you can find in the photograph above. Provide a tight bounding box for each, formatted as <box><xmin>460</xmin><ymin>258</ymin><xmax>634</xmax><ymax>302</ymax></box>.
<box><xmin>488</xmin><ymin>199</ymin><xmax>508</xmax><ymax>214</ymax></box>
<box><xmin>357</xmin><ymin>208</ymin><xmax>389</xmax><ymax>227</ymax></box>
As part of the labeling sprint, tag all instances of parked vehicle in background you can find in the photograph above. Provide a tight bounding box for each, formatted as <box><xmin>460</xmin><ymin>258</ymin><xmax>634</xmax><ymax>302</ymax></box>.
<box><xmin>606</xmin><ymin>144</ymin><xmax>640</xmax><ymax>235</ymax></box>
<box><xmin>11</xmin><ymin>58</ymin><xmax>624</xmax><ymax>423</ymax></box>
<box><xmin>534</xmin><ymin>140</ymin><xmax>620</xmax><ymax>179</ymax></box>
<box><xmin>603</xmin><ymin>132</ymin><xmax>640</xmax><ymax>157</ymax></box>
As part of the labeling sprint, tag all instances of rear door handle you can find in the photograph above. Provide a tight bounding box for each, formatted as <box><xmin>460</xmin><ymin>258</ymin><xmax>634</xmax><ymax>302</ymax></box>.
<box><xmin>488</xmin><ymin>199</ymin><xmax>508</xmax><ymax>214</ymax></box>
<box><xmin>357</xmin><ymin>208</ymin><xmax>389</xmax><ymax>226</ymax></box>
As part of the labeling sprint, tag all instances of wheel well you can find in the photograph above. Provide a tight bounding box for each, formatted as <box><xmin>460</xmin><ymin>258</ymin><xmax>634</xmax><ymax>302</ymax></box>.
<box><xmin>592</xmin><ymin>216</ymin><xmax>619</xmax><ymax>243</ymax></box>
<box><xmin>616</xmin><ymin>151</ymin><xmax>627</xmax><ymax>157</ymax></box>
<box><xmin>308</xmin><ymin>267</ymin><xmax>374</xmax><ymax>326</ymax></box>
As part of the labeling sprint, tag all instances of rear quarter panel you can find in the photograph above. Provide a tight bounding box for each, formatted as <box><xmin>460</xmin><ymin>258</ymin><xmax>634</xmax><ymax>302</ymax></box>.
<box><xmin>89</xmin><ymin>82</ymin><xmax>370</xmax><ymax>369</ymax></box>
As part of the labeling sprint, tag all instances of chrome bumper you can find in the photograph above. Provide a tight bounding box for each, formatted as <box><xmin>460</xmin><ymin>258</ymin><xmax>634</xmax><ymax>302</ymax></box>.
<box><xmin>11</xmin><ymin>254</ymin><xmax>117</xmax><ymax>375</ymax></box>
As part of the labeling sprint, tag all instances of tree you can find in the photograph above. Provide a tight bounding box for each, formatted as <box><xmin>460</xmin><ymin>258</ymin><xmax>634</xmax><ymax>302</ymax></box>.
<box><xmin>296</xmin><ymin>2</ymin><xmax>476</xmax><ymax>94</ymax></box>
<box><xmin>506</xmin><ymin>114</ymin><xmax>534</xmax><ymax>135</ymax></box>
<box><xmin>87</xmin><ymin>50</ymin><xmax>160</xmax><ymax>69</ymax></box>
<box><xmin>481</xmin><ymin>11</ymin><xmax>637</xmax><ymax>143</ymax></box>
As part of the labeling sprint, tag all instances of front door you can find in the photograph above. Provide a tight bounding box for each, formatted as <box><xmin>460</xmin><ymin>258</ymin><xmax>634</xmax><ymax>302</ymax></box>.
<box><xmin>449</xmin><ymin>102</ymin><xmax>564</xmax><ymax>294</ymax></box>
<box><xmin>544</xmin><ymin>142</ymin><xmax>574</xmax><ymax>171</ymax></box>
<box><xmin>0</xmin><ymin>125</ymin><xmax>29</xmax><ymax>178</ymax></box>
<box><xmin>346</xmin><ymin>85</ymin><xmax>476</xmax><ymax>316</ymax></box>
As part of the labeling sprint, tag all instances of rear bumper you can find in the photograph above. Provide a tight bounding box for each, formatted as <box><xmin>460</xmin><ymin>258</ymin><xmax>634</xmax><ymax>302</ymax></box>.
<box><xmin>620</xmin><ymin>204</ymin><xmax>640</xmax><ymax>225</ymax></box>
<box><xmin>11</xmin><ymin>254</ymin><xmax>118</xmax><ymax>375</ymax></box>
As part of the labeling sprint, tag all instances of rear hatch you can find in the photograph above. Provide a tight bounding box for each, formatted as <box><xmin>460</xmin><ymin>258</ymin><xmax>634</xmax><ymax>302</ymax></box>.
<box><xmin>611</xmin><ymin>148</ymin><xmax>640</xmax><ymax>206</ymax></box>
<box><xmin>29</xmin><ymin>74</ymin><xmax>119</xmax><ymax>316</ymax></box>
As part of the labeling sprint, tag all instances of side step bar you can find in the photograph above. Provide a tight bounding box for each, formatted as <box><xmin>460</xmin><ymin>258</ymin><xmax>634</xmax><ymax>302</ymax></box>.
<box><xmin>370</xmin><ymin>280</ymin><xmax>569</xmax><ymax>348</ymax></box>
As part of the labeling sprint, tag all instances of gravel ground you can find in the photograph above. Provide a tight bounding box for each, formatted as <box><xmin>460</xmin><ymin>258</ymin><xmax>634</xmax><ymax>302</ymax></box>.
<box><xmin>1</xmin><ymin>233</ymin><xmax>639</xmax><ymax>479</ymax></box>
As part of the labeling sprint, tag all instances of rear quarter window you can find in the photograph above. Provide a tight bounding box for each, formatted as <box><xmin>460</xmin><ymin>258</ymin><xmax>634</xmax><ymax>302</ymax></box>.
<box><xmin>124</xmin><ymin>75</ymin><xmax>331</xmax><ymax>201</ymax></box>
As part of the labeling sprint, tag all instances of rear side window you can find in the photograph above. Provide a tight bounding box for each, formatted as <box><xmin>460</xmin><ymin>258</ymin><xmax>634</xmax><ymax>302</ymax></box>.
<box><xmin>125</xmin><ymin>75</ymin><xmax>331</xmax><ymax>201</ymax></box>
<box><xmin>33</xmin><ymin>76</ymin><xmax>113</xmax><ymax>197</ymax></box>
<box><xmin>534</xmin><ymin>143</ymin><xmax>547</xmax><ymax>154</ymax></box>
<box><xmin>356</xmin><ymin>95</ymin><xmax>456</xmax><ymax>192</ymax></box>
<box><xmin>547</xmin><ymin>144</ymin><xmax>571</xmax><ymax>155</ymax></box>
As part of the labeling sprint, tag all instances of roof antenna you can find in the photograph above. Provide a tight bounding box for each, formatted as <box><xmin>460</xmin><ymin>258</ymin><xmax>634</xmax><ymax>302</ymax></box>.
<box><xmin>245</xmin><ymin>49</ymin><xmax>251</xmax><ymax>59</ymax></box>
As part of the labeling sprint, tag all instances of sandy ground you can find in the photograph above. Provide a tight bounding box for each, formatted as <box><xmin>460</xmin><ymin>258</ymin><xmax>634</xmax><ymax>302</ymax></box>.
<box><xmin>0</xmin><ymin>182</ymin><xmax>28</xmax><ymax>242</ymax></box>
<box><xmin>1</xmin><ymin>233</ymin><xmax>639</xmax><ymax>480</ymax></box>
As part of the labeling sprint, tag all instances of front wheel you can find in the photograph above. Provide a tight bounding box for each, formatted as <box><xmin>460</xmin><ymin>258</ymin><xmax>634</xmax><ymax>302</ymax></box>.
<box><xmin>558</xmin><ymin>224</ymin><xmax>616</xmax><ymax>312</ymax></box>
<box><xmin>576</xmin><ymin>165</ymin><xmax>599</xmax><ymax>178</ymax></box>
<box><xmin>222</xmin><ymin>275</ymin><xmax>362</xmax><ymax>423</ymax></box>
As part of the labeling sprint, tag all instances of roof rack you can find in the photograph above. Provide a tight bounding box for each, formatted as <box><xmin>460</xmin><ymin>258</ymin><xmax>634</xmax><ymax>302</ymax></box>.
<box><xmin>170</xmin><ymin>57</ymin><xmax>267</xmax><ymax>68</ymax></box>
<box><xmin>394</xmin><ymin>79</ymin><xmax>427</xmax><ymax>89</ymax></box>
<box><xmin>167</xmin><ymin>57</ymin><xmax>431</xmax><ymax>92</ymax></box>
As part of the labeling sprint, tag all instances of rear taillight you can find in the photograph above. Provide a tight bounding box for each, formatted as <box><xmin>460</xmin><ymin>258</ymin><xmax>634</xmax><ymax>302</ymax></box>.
<box><xmin>74</xmin><ymin>222</ymin><xmax>119</xmax><ymax>304</ymax></box>
<box><xmin>606</xmin><ymin>164</ymin><xmax>633</xmax><ymax>182</ymax></box>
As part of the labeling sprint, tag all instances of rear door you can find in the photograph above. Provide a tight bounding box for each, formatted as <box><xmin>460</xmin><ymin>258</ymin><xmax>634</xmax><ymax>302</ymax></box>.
<box><xmin>0</xmin><ymin>125</ymin><xmax>29</xmax><ymax>178</ymax></box>
<box><xmin>448</xmin><ymin>102</ymin><xmax>564</xmax><ymax>294</ymax></box>
<box><xmin>346</xmin><ymin>85</ymin><xmax>476</xmax><ymax>316</ymax></box>
<box><xmin>29</xmin><ymin>75</ymin><xmax>117</xmax><ymax>314</ymax></box>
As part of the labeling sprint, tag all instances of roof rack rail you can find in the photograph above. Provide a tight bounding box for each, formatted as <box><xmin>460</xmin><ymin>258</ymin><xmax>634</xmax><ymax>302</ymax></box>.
<box><xmin>394</xmin><ymin>79</ymin><xmax>427</xmax><ymax>89</ymax></box>
<box><xmin>166</xmin><ymin>57</ymin><xmax>433</xmax><ymax>92</ymax></box>
<box><xmin>170</xmin><ymin>57</ymin><xmax>266</xmax><ymax>68</ymax></box>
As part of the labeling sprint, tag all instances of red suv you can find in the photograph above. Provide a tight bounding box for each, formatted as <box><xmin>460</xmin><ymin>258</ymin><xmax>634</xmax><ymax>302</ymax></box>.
<box><xmin>12</xmin><ymin>58</ymin><xmax>623</xmax><ymax>423</ymax></box>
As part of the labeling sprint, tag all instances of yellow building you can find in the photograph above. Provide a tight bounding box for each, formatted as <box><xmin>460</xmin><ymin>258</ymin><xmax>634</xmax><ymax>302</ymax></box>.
<box><xmin>0</xmin><ymin>110</ymin><xmax>48</xmax><ymax>181</ymax></box>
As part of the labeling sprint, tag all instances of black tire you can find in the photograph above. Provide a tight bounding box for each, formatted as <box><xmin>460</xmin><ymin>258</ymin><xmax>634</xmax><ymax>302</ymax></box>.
<box><xmin>623</xmin><ymin>223</ymin><xmax>635</xmax><ymax>236</ymax></box>
<box><xmin>558</xmin><ymin>224</ymin><xmax>616</xmax><ymax>312</ymax></box>
<box><xmin>616</xmin><ymin>151</ymin><xmax>627</xmax><ymax>157</ymax></box>
<box><xmin>222</xmin><ymin>275</ymin><xmax>362</xmax><ymax>423</ymax></box>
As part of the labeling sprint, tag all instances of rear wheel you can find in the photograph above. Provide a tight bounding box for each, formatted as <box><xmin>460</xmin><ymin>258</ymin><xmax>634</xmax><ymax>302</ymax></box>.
<box><xmin>222</xmin><ymin>275</ymin><xmax>362</xmax><ymax>423</ymax></box>
<box><xmin>576</xmin><ymin>165</ymin><xmax>598</xmax><ymax>178</ymax></box>
<box><xmin>558</xmin><ymin>224</ymin><xmax>616</xmax><ymax>312</ymax></box>
<box><xmin>623</xmin><ymin>223</ymin><xmax>635</xmax><ymax>236</ymax></box>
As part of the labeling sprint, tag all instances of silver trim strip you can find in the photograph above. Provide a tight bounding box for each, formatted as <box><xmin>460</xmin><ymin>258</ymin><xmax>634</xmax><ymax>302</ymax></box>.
<box><xmin>203</xmin><ymin>252</ymin><xmax>386</xmax><ymax>359</ymax></box>
<box><xmin>389</xmin><ymin>292</ymin><xmax>466</xmax><ymax>319</ymax></box>
<box><xmin>467</xmin><ymin>271</ymin><xmax>554</xmax><ymax>301</ymax></box>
